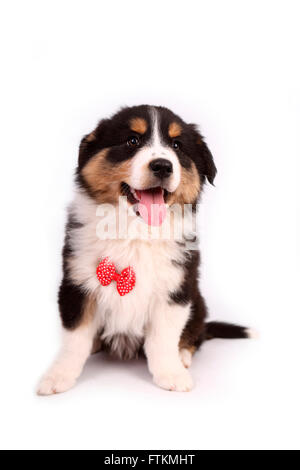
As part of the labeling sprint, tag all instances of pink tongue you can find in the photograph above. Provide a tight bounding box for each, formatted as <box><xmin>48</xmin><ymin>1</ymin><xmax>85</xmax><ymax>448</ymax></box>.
<box><xmin>137</xmin><ymin>188</ymin><xmax>167</xmax><ymax>226</ymax></box>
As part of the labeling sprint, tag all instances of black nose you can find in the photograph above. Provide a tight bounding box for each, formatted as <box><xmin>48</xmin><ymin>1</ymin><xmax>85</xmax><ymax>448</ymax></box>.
<box><xmin>149</xmin><ymin>158</ymin><xmax>173</xmax><ymax>179</ymax></box>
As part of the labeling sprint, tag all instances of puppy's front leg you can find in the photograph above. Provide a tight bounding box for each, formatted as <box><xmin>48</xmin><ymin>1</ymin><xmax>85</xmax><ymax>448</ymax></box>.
<box><xmin>144</xmin><ymin>303</ymin><xmax>193</xmax><ymax>392</ymax></box>
<box><xmin>37</xmin><ymin>290</ymin><xmax>98</xmax><ymax>396</ymax></box>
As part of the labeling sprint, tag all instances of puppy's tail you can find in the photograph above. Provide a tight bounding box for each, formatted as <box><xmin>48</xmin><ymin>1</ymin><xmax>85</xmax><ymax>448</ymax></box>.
<box><xmin>205</xmin><ymin>321</ymin><xmax>255</xmax><ymax>340</ymax></box>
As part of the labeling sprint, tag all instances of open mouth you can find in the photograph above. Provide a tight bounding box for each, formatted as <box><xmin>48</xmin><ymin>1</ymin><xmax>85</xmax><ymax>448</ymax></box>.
<box><xmin>121</xmin><ymin>182</ymin><xmax>169</xmax><ymax>227</ymax></box>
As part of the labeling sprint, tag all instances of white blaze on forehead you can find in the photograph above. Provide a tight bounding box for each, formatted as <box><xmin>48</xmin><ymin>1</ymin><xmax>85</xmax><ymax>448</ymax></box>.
<box><xmin>129</xmin><ymin>107</ymin><xmax>181</xmax><ymax>192</ymax></box>
<box><xmin>150</xmin><ymin>107</ymin><xmax>162</xmax><ymax>149</ymax></box>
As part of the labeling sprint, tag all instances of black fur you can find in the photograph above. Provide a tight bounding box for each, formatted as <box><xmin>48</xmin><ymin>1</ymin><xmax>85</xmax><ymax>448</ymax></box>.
<box><xmin>58</xmin><ymin>278</ymin><xmax>86</xmax><ymax>330</ymax></box>
<box><xmin>62</xmin><ymin>214</ymin><xmax>82</xmax><ymax>272</ymax></box>
<box><xmin>77</xmin><ymin>105</ymin><xmax>151</xmax><ymax>170</ymax></box>
<box><xmin>169</xmin><ymin>251</ymin><xmax>200</xmax><ymax>306</ymax></box>
<box><xmin>59</xmin><ymin>213</ymin><xmax>86</xmax><ymax>330</ymax></box>
<box><xmin>169</xmin><ymin>251</ymin><xmax>207</xmax><ymax>351</ymax></box>
<box><xmin>205</xmin><ymin>322</ymin><xmax>249</xmax><ymax>340</ymax></box>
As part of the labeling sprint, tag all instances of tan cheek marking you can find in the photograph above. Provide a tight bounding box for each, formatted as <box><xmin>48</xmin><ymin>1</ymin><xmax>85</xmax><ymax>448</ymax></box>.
<box><xmin>168</xmin><ymin>122</ymin><xmax>182</xmax><ymax>139</ymax></box>
<box><xmin>130</xmin><ymin>117</ymin><xmax>147</xmax><ymax>135</ymax></box>
<box><xmin>168</xmin><ymin>161</ymin><xmax>200</xmax><ymax>206</ymax></box>
<box><xmin>82</xmin><ymin>149</ymin><xmax>131</xmax><ymax>203</ymax></box>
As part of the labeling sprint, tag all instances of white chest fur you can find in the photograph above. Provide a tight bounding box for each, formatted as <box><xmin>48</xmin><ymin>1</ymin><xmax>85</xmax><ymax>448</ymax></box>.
<box><xmin>67</xmin><ymin>191</ymin><xmax>187</xmax><ymax>345</ymax></box>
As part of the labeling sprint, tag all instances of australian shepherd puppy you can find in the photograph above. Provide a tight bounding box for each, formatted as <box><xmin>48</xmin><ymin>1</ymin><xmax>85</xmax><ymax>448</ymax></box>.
<box><xmin>37</xmin><ymin>105</ymin><xmax>251</xmax><ymax>395</ymax></box>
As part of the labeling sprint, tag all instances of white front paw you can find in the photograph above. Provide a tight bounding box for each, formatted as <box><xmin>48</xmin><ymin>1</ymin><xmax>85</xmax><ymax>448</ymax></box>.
<box><xmin>153</xmin><ymin>368</ymin><xmax>194</xmax><ymax>392</ymax></box>
<box><xmin>37</xmin><ymin>371</ymin><xmax>76</xmax><ymax>396</ymax></box>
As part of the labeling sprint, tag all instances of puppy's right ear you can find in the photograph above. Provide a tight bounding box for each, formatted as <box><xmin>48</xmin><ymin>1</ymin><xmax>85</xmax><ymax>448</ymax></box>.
<box><xmin>78</xmin><ymin>119</ymin><xmax>109</xmax><ymax>170</ymax></box>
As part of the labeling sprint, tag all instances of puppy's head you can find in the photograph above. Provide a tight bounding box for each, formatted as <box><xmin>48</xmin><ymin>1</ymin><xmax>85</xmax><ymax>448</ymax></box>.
<box><xmin>77</xmin><ymin>105</ymin><xmax>216</xmax><ymax>226</ymax></box>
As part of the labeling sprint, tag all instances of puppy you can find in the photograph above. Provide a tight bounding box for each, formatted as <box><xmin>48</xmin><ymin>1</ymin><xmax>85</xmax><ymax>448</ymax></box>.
<box><xmin>37</xmin><ymin>105</ymin><xmax>250</xmax><ymax>395</ymax></box>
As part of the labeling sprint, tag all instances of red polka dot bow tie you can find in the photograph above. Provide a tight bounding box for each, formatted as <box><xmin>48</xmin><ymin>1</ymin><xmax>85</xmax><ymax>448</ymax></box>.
<box><xmin>96</xmin><ymin>257</ymin><xmax>136</xmax><ymax>296</ymax></box>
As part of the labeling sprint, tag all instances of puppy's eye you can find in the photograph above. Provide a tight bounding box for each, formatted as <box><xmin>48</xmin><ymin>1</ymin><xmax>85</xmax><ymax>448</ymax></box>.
<box><xmin>172</xmin><ymin>140</ymin><xmax>181</xmax><ymax>150</ymax></box>
<box><xmin>127</xmin><ymin>136</ymin><xmax>139</xmax><ymax>147</ymax></box>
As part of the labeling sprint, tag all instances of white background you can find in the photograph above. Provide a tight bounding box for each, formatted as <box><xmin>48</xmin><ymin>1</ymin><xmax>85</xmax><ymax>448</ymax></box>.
<box><xmin>0</xmin><ymin>0</ymin><xmax>299</xmax><ymax>450</ymax></box>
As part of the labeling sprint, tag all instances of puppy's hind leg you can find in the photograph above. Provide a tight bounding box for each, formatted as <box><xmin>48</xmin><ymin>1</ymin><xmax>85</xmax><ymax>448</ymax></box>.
<box><xmin>37</xmin><ymin>287</ymin><xmax>98</xmax><ymax>396</ymax></box>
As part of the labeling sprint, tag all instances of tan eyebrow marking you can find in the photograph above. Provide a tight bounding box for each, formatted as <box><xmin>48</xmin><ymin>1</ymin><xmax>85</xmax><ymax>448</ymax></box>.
<box><xmin>168</xmin><ymin>122</ymin><xmax>182</xmax><ymax>138</ymax></box>
<box><xmin>129</xmin><ymin>117</ymin><xmax>147</xmax><ymax>135</ymax></box>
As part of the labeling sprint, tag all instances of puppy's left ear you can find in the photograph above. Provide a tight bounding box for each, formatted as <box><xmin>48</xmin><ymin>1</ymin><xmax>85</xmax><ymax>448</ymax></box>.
<box><xmin>191</xmin><ymin>127</ymin><xmax>217</xmax><ymax>185</ymax></box>
<box><xmin>198</xmin><ymin>138</ymin><xmax>217</xmax><ymax>185</ymax></box>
